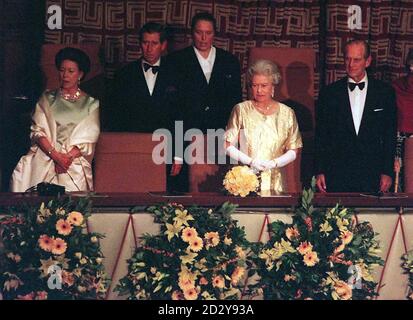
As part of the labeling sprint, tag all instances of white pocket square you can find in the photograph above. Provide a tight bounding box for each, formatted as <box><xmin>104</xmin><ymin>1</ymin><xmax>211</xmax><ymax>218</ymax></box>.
<box><xmin>373</xmin><ymin>108</ymin><xmax>383</xmax><ymax>112</ymax></box>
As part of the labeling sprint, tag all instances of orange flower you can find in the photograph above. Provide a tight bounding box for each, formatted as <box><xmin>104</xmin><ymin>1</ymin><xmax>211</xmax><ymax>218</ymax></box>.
<box><xmin>38</xmin><ymin>235</ymin><xmax>54</xmax><ymax>252</ymax></box>
<box><xmin>286</xmin><ymin>227</ymin><xmax>300</xmax><ymax>240</ymax></box>
<box><xmin>297</xmin><ymin>241</ymin><xmax>313</xmax><ymax>255</ymax></box>
<box><xmin>181</xmin><ymin>227</ymin><xmax>198</xmax><ymax>243</ymax></box>
<box><xmin>16</xmin><ymin>292</ymin><xmax>35</xmax><ymax>300</ymax></box>
<box><xmin>183</xmin><ymin>287</ymin><xmax>198</xmax><ymax>300</ymax></box>
<box><xmin>204</xmin><ymin>232</ymin><xmax>220</xmax><ymax>247</ymax></box>
<box><xmin>212</xmin><ymin>275</ymin><xmax>225</xmax><ymax>289</ymax></box>
<box><xmin>178</xmin><ymin>278</ymin><xmax>195</xmax><ymax>291</ymax></box>
<box><xmin>56</xmin><ymin>219</ymin><xmax>73</xmax><ymax>236</ymax></box>
<box><xmin>62</xmin><ymin>270</ymin><xmax>75</xmax><ymax>287</ymax></box>
<box><xmin>284</xmin><ymin>274</ymin><xmax>296</xmax><ymax>282</ymax></box>
<box><xmin>333</xmin><ymin>280</ymin><xmax>352</xmax><ymax>300</ymax></box>
<box><xmin>52</xmin><ymin>238</ymin><xmax>67</xmax><ymax>255</ymax></box>
<box><xmin>334</xmin><ymin>242</ymin><xmax>346</xmax><ymax>254</ymax></box>
<box><xmin>303</xmin><ymin>251</ymin><xmax>319</xmax><ymax>267</ymax></box>
<box><xmin>171</xmin><ymin>290</ymin><xmax>184</xmax><ymax>300</ymax></box>
<box><xmin>199</xmin><ymin>277</ymin><xmax>209</xmax><ymax>285</ymax></box>
<box><xmin>231</xmin><ymin>266</ymin><xmax>245</xmax><ymax>284</ymax></box>
<box><xmin>67</xmin><ymin>211</ymin><xmax>84</xmax><ymax>226</ymax></box>
<box><xmin>189</xmin><ymin>237</ymin><xmax>204</xmax><ymax>252</ymax></box>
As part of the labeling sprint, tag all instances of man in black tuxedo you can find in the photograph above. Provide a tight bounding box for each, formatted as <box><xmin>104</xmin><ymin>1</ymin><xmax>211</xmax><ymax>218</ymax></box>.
<box><xmin>169</xmin><ymin>12</ymin><xmax>242</xmax><ymax>133</ymax></box>
<box><xmin>167</xmin><ymin>12</ymin><xmax>242</xmax><ymax>185</ymax></box>
<box><xmin>108</xmin><ymin>22</ymin><xmax>177</xmax><ymax>133</ymax></box>
<box><xmin>315</xmin><ymin>40</ymin><xmax>397</xmax><ymax>193</ymax></box>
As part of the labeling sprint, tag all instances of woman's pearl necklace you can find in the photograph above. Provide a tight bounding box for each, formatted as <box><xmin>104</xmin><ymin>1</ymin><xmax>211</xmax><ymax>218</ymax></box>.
<box><xmin>60</xmin><ymin>88</ymin><xmax>81</xmax><ymax>102</ymax></box>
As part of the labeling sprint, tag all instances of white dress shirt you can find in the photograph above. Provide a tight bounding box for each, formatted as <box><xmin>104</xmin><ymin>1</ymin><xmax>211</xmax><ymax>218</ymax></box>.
<box><xmin>142</xmin><ymin>58</ymin><xmax>160</xmax><ymax>96</ymax></box>
<box><xmin>193</xmin><ymin>46</ymin><xmax>216</xmax><ymax>83</ymax></box>
<box><xmin>348</xmin><ymin>74</ymin><xmax>368</xmax><ymax>135</ymax></box>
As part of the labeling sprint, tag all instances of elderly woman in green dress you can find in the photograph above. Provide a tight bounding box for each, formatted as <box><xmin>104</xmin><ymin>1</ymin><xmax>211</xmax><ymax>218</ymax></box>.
<box><xmin>225</xmin><ymin>59</ymin><xmax>303</xmax><ymax>193</ymax></box>
<box><xmin>11</xmin><ymin>47</ymin><xmax>100</xmax><ymax>192</ymax></box>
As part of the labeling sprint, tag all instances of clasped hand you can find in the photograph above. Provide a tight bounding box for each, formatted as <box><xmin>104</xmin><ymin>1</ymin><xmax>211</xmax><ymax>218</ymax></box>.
<box><xmin>53</xmin><ymin>152</ymin><xmax>74</xmax><ymax>174</ymax></box>
<box><xmin>250</xmin><ymin>159</ymin><xmax>276</xmax><ymax>172</ymax></box>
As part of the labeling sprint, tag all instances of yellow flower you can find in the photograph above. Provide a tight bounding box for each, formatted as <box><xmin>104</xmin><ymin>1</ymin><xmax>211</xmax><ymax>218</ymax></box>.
<box><xmin>332</xmin><ymin>280</ymin><xmax>352</xmax><ymax>300</ymax></box>
<box><xmin>96</xmin><ymin>257</ymin><xmax>103</xmax><ymax>264</ymax></box>
<box><xmin>212</xmin><ymin>275</ymin><xmax>225</xmax><ymax>289</ymax></box>
<box><xmin>180</xmin><ymin>250</ymin><xmax>198</xmax><ymax>265</ymax></box>
<box><xmin>51</xmin><ymin>238</ymin><xmax>67</xmax><ymax>255</ymax></box>
<box><xmin>319</xmin><ymin>221</ymin><xmax>333</xmax><ymax>235</ymax></box>
<box><xmin>189</xmin><ymin>237</ymin><xmax>204</xmax><ymax>252</ymax></box>
<box><xmin>173</xmin><ymin>209</ymin><xmax>194</xmax><ymax>227</ymax></box>
<box><xmin>235</xmin><ymin>246</ymin><xmax>246</xmax><ymax>260</ymax></box>
<box><xmin>181</xmin><ymin>227</ymin><xmax>198</xmax><ymax>243</ymax></box>
<box><xmin>56</xmin><ymin>219</ymin><xmax>73</xmax><ymax>236</ymax></box>
<box><xmin>336</xmin><ymin>217</ymin><xmax>349</xmax><ymax>232</ymax></box>
<box><xmin>303</xmin><ymin>251</ymin><xmax>319</xmax><ymax>267</ymax></box>
<box><xmin>91</xmin><ymin>236</ymin><xmax>98</xmax><ymax>243</ymax></box>
<box><xmin>297</xmin><ymin>241</ymin><xmax>313</xmax><ymax>255</ymax></box>
<box><xmin>75</xmin><ymin>252</ymin><xmax>82</xmax><ymax>259</ymax></box>
<box><xmin>204</xmin><ymin>232</ymin><xmax>220</xmax><ymax>247</ymax></box>
<box><xmin>67</xmin><ymin>211</ymin><xmax>84</xmax><ymax>226</ymax></box>
<box><xmin>356</xmin><ymin>261</ymin><xmax>374</xmax><ymax>282</ymax></box>
<box><xmin>280</xmin><ymin>238</ymin><xmax>296</xmax><ymax>253</ymax></box>
<box><xmin>39</xmin><ymin>257</ymin><xmax>57</xmax><ymax>278</ymax></box>
<box><xmin>183</xmin><ymin>287</ymin><xmax>198</xmax><ymax>300</ymax></box>
<box><xmin>341</xmin><ymin>230</ymin><xmax>353</xmax><ymax>245</ymax></box>
<box><xmin>80</xmin><ymin>258</ymin><xmax>87</xmax><ymax>265</ymax></box>
<box><xmin>164</xmin><ymin>222</ymin><xmax>183</xmax><ymax>242</ymax></box>
<box><xmin>224</xmin><ymin>237</ymin><xmax>233</xmax><ymax>245</ymax></box>
<box><xmin>38</xmin><ymin>235</ymin><xmax>54</xmax><ymax>252</ymax></box>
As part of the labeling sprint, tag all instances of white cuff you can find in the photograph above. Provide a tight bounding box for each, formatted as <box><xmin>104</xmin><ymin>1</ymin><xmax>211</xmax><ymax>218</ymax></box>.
<box><xmin>273</xmin><ymin>150</ymin><xmax>296</xmax><ymax>168</ymax></box>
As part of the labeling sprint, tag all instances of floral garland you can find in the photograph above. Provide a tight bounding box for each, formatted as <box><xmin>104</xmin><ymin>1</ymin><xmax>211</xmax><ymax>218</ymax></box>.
<box><xmin>115</xmin><ymin>202</ymin><xmax>251</xmax><ymax>300</ymax></box>
<box><xmin>248</xmin><ymin>179</ymin><xmax>384</xmax><ymax>300</ymax></box>
<box><xmin>402</xmin><ymin>250</ymin><xmax>413</xmax><ymax>300</ymax></box>
<box><xmin>0</xmin><ymin>198</ymin><xmax>109</xmax><ymax>299</ymax></box>
<box><xmin>223</xmin><ymin>166</ymin><xmax>259</xmax><ymax>197</ymax></box>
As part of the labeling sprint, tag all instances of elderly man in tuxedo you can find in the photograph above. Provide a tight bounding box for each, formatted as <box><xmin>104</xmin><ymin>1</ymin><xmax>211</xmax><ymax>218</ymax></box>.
<box><xmin>315</xmin><ymin>40</ymin><xmax>397</xmax><ymax>193</ymax></box>
<box><xmin>108</xmin><ymin>22</ymin><xmax>177</xmax><ymax>132</ymax></box>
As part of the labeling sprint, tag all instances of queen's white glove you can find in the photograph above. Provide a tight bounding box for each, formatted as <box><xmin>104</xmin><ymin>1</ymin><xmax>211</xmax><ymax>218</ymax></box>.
<box><xmin>268</xmin><ymin>150</ymin><xmax>297</xmax><ymax>169</ymax></box>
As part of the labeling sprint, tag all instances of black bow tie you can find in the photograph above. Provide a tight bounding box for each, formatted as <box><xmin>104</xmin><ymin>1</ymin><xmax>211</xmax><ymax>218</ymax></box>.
<box><xmin>348</xmin><ymin>81</ymin><xmax>365</xmax><ymax>91</ymax></box>
<box><xmin>143</xmin><ymin>62</ymin><xmax>160</xmax><ymax>74</ymax></box>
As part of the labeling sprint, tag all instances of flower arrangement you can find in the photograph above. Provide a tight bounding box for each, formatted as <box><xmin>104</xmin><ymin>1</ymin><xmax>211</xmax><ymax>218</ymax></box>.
<box><xmin>401</xmin><ymin>250</ymin><xmax>413</xmax><ymax>300</ymax></box>
<box><xmin>223</xmin><ymin>166</ymin><xmax>259</xmax><ymax>197</ymax></box>
<box><xmin>249</xmin><ymin>179</ymin><xmax>384</xmax><ymax>300</ymax></box>
<box><xmin>115</xmin><ymin>202</ymin><xmax>251</xmax><ymax>300</ymax></box>
<box><xmin>0</xmin><ymin>197</ymin><xmax>109</xmax><ymax>299</ymax></box>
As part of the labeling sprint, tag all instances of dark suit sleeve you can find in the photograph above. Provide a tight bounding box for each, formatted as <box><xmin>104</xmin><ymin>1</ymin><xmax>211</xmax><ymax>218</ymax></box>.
<box><xmin>314</xmin><ymin>87</ymin><xmax>330</xmax><ymax>175</ymax></box>
<box><xmin>381</xmin><ymin>85</ymin><xmax>397</xmax><ymax>177</ymax></box>
<box><xmin>230</xmin><ymin>56</ymin><xmax>243</xmax><ymax>105</ymax></box>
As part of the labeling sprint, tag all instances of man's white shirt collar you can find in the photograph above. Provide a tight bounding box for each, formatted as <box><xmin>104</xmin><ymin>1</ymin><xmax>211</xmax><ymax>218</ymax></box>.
<box><xmin>193</xmin><ymin>46</ymin><xmax>216</xmax><ymax>83</ymax></box>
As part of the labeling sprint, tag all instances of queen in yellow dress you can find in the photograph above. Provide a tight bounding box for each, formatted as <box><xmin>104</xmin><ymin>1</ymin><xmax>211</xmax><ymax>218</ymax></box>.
<box><xmin>224</xmin><ymin>59</ymin><xmax>303</xmax><ymax>193</ymax></box>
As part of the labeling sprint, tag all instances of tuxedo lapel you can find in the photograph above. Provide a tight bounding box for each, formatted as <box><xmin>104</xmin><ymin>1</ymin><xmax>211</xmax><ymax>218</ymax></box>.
<box><xmin>357</xmin><ymin>79</ymin><xmax>377</xmax><ymax>137</ymax></box>
<box><xmin>339</xmin><ymin>79</ymin><xmax>357</xmax><ymax>137</ymax></box>
<box><xmin>132</xmin><ymin>59</ymin><xmax>151</xmax><ymax>98</ymax></box>
<box><xmin>152</xmin><ymin>57</ymin><xmax>166</xmax><ymax>99</ymax></box>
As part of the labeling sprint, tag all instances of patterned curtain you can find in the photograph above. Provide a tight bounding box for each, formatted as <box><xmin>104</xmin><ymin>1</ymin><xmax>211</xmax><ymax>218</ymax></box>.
<box><xmin>44</xmin><ymin>0</ymin><xmax>413</xmax><ymax>95</ymax></box>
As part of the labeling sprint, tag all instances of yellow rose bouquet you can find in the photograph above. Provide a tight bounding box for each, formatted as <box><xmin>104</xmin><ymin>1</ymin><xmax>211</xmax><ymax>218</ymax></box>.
<box><xmin>248</xmin><ymin>178</ymin><xmax>384</xmax><ymax>300</ymax></box>
<box><xmin>115</xmin><ymin>202</ymin><xmax>251</xmax><ymax>300</ymax></box>
<box><xmin>0</xmin><ymin>198</ymin><xmax>109</xmax><ymax>299</ymax></box>
<box><xmin>223</xmin><ymin>166</ymin><xmax>259</xmax><ymax>197</ymax></box>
